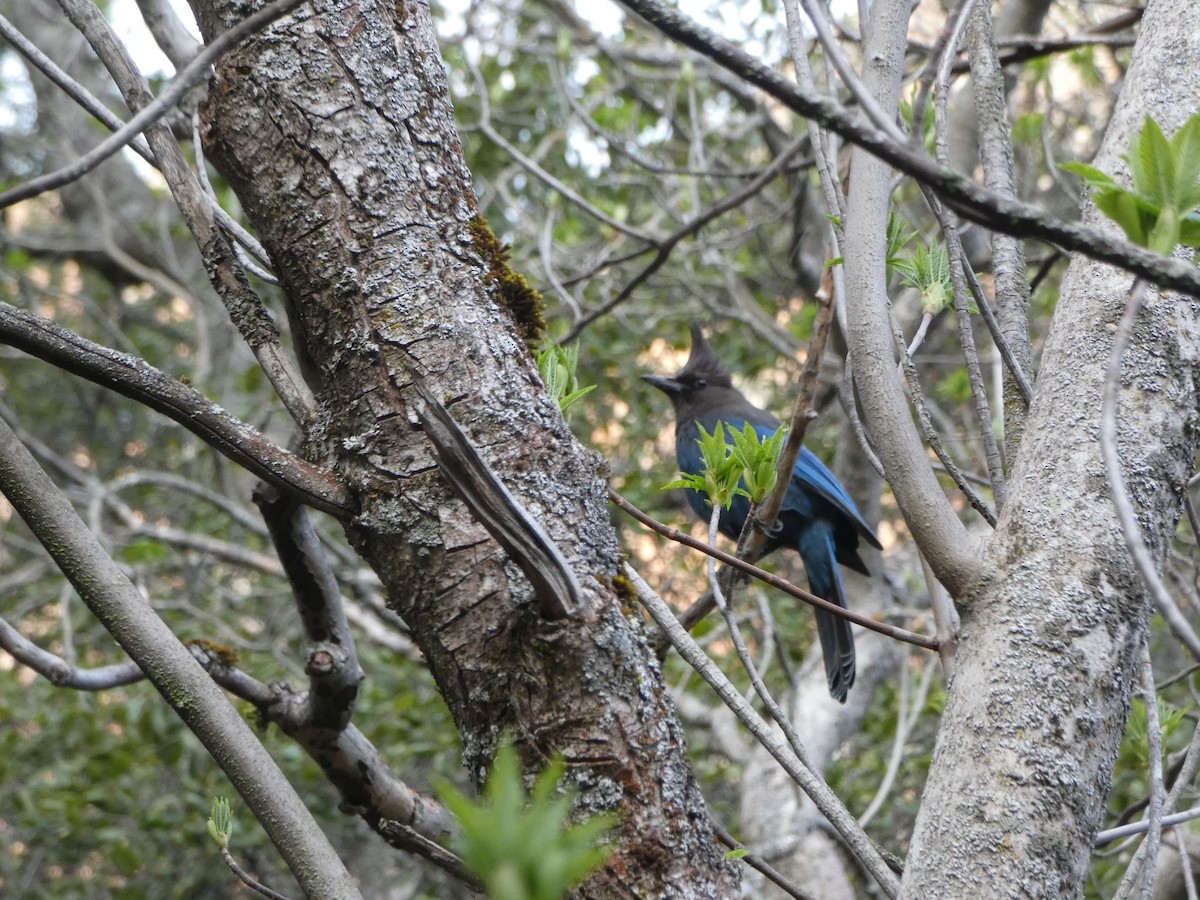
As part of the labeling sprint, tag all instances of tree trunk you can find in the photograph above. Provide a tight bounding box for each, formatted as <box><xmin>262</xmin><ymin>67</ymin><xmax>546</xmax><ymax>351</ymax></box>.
<box><xmin>901</xmin><ymin>0</ymin><xmax>1200</xmax><ymax>895</ymax></box>
<box><xmin>189</xmin><ymin>0</ymin><xmax>737</xmax><ymax>894</ymax></box>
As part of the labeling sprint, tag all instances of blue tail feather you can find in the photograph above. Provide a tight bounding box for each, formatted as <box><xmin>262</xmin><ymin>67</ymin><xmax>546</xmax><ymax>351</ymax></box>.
<box><xmin>797</xmin><ymin>526</ymin><xmax>856</xmax><ymax>702</ymax></box>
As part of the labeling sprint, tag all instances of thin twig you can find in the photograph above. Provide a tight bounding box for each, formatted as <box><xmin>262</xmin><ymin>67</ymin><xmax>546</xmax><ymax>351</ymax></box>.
<box><xmin>560</xmin><ymin>134</ymin><xmax>811</xmax><ymax>343</ymax></box>
<box><xmin>0</xmin><ymin>0</ymin><xmax>309</xmax><ymax>209</ymax></box>
<box><xmin>1179</xmin><ymin>831</ymin><xmax>1199</xmax><ymax>900</ymax></box>
<box><xmin>1100</xmin><ymin>282</ymin><xmax>1198</xmax><ymax>666</ymax></box>
<box><xmin>710</xmin><ymin>819</ymin><xmax>819</xmax><ymax>900</ymax></box>
<box><xmin>219</xmin><ymin>848</ymin><xmax>295</xmax><ymax>900</ymax></box>
<box><xmin>0</xmin><ymin>616</ymin><xmax>144</xmax><ymax>690</ymax></box>
<box><xmin>889</xmin><ymin>308</ymin><xmax>997</xmax><ymax>525</ymax></box>
<box><xmin>858</xmin><ymin>653</ymin><xmax>938</xmax><ymax>827</ymax></box>
<box><xmin>704</xmin><ymin>507</ymin><xmax>816</xmax><ymax>769</ymax></box>
<box><xmin>795</xmin><ymin>0</ymin><xmax>908</xmax><ymax>144</ymax></box>
<box><xmin>0</xmin><ymin>302</ymin><xmax>353</xmax><ymax>516</ymax></box>
<box><xmin>1096</xmin><ymin>807</ymin><xmax>1200</xmax><ymax>848</ymax></box>
<box><xmin>1109</xmin><ymin>642</ymin><xmax>1165</xmax><ymax>900</ymax></box>
<box><xmin>609</xmin><ymin>0</ymin><xmax>1200</xmax><ymax>297</ymax></box>
<box><xmin>622</xmin><ymin>563</ymin><xmax>901</xmax><ymax>898</ymax></box>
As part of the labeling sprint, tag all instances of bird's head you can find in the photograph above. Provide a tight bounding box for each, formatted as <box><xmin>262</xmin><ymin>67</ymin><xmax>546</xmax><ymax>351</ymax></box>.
<box><xmin>643</xmin><ymin>324</ymin><xmax>737</xmax><ymax>413</ymax></box>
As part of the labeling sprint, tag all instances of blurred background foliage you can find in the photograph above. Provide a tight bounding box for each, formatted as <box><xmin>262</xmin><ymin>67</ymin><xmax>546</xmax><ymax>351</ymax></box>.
<box><xmin>0</xmin><ymin>0</ymin><xmax>1193</xmax><ymax>896</ymax></box>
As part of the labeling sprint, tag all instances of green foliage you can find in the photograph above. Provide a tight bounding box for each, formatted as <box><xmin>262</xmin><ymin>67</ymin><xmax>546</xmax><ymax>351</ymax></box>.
<box><xmin>1062</xmin><ymin>112</ymin><xmax>1200</xmax><ymax>255</ymax></box>
<box><xmin>121</xmin><ymin>538</ymin><xmax>168</xmax><ymax>564</ymax></box>
<box><xmin>936</xmin><ymin>367</ymin><xmax>973</xmax><ymax>405</ymax></box>
<box><xmin>899</xmin><ymin>99</ymin><xmax>936</xmax><ymax>154</ymax></box>
<box><xmin>827</xmin><ymin>667</ymin><xmax>945</xmax><ymax>853</ymax></box>
<box><xmin>207</xmin><ymin>797</ymin><xmax>232</xmax><ymax>849</ymax></box>
<box><xmin>1012</xmin><ymin>111</ymin><xmax>1045</xmax><ymax>145</ymax></box>
<box><xmin>727</xmin><ymin>422</ymin><xmax>786</xmax><ymax>505</ymax></box>
<box><xmin>1123</xmin><ymin>696</ymin><xmax>1187</xmax><ymax>768</ymax></box>
<box><xmin>1091</xmin><ymin>693</ymin><xmax>1194</xmax><ymax>896</ymax></box>
<box><xmin>893</xmin><ymin>240</ymin><xmax>953</xmax><ymax>316</ymax></box>
<box><xmin>537</xmin><ymin>343</ymin><xmax>596</xmax><ymax>418</ymax></box>
<box><xmin>663</xmin><ymin>422</ymin><xmax>748</xmax><ymax>510</ymax></box>
<box><xmin>663</xmin><ymin>422</ymin><xmax>785</xmax><ymax>512</ymax></box>
<box><xmin>827</xmin><ymin>210</ymin><xmax>917</xmax><ymax>279</ymax></box>
<box><xmin>437</xmin><ymin>743</ymin><xmax>616</xmax><ymax>900</ymax></box>
<box><xmin>884</xmin><ymin>212</ymin><xmax>920</xmax><ymax>279</ymax></box>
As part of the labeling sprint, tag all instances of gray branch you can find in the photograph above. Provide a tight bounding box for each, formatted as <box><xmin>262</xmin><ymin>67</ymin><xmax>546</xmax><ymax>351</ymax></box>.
<box><xmin>0</xmin><ymin>412</ymin><xmax>362</xmax><ymax>900</ymax></box>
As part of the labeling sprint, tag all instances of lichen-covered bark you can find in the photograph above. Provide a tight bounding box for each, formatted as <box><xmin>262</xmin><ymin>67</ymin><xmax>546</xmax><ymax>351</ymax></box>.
<box><xmin>189</xmin><ymin>0</ymin><xmax>737</xmax><ymax>893</ymax></box>
<box><xmin>902</xmin><ymin>1</ymin><xmax>1200</xmax><ymax>896</ymax></box>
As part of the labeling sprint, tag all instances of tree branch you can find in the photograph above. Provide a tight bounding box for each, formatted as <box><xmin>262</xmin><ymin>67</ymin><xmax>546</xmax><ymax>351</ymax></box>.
<box><xmin>612</xmin><ymin>0</ymin><xmax>1200</xmax><ymax>298</ymax></box>
<box><xmin>0</xmin><ymin>412</ymin><xmax>362</xmax><ymax>900</ymax></box>
<box><xmin>623</xmin><ymin>562</ymin><xmax>901</xmax><ymax>898</ymax></box>
<box><xmin>0</xmin><ymin>302</ymin><xmax>354</xmax><ymax>517</ymax></box>
<box><xmin>840</xmin><ymin>0</ymin><xmax>983</xmax><ymax>594</ymax></box>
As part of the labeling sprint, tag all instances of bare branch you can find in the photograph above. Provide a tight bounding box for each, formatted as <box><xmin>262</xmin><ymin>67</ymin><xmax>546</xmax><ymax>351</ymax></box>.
<box><xmin>611</xmin><ymin>0</ymin><xmax>1200</xmax><ymax>298</ymax></box>
<box><xmin>0</xmin><ymin>616</ymin><xmax>144</xmax><ymax>690</ymax></box>
<box><xmin>965</xmin><ymin>1</ymin><xmax>1034</xmax><ymax>466</ymax></box>
<box><xmin>838</xmin><ymin>0</ymin><xmax>983</xmax><ymax>593</ymax></box>
<box><xmin>132</xmin><ymin>0</ymin><xmax>202</xmax><ymax>69</ymax></box>
<box><xmin>254</xmin><ymin>483</ymin><xmax>363</xmax><ymax>732</ymax></box>
<box><xmin>49</xmin><ymin>0</ymin><xmax>317</xmax><ymax>427</ymax></box>
<box><xmin>0</xmin><ymin>411</ymin><xmax>362</xmax><ymax>900</ymax></box>
<box><xmin>1101</xmin><ymin>281</ymin><xmax>1200</xmax><ymax>662</ymax></box>
<box><xmin>1112</xmin><ymin>642</ymin><xmax>1167</xmax><ymax>900</ymax></box>
<box><xmin>622</xmin><ymin>562</ymin><xmax>901</xmax><ymax>898</ymax></box>
<box><xmin>2</xmin><ymin>0</ymin><xmax>307</xmax><ymax>210</ymax></box>
<box><xmin>559</xmin><ymin>134</ymin><xmax>812</xmax><ymax>343</ymax></box>
<box><xmin>0</xmin><ymin>302</ymin><xmax>354</xmax><ymax>517</ymax></box>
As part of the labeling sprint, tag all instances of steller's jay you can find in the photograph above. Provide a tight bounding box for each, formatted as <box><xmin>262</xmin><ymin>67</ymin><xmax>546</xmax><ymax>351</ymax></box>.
<box><xmin>644</xmin><ymin>324</ymin><xmax>881</xmax><ymax>702</ymax></box>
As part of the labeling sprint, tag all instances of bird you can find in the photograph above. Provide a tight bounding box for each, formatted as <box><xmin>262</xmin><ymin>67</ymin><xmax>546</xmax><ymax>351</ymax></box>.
<box><xmin>643</xmin><ymin>324</ymin><xmax>881</xmax><ymax>702</ymax></box>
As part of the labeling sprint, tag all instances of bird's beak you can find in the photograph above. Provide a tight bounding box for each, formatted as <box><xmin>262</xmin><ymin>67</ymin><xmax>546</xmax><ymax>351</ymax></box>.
<box><xmin>642</xmin><ymin>374</ymin><xmax>683</xmax><ymax>394</ymax></box>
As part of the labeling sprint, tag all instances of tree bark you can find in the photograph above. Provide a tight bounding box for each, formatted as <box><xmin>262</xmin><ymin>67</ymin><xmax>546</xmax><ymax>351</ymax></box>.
<box><xmin>189</xmin><ymin>0</ymin><xmax>737</xmax><ymax>894</ymax></box>
<box><xmin>901</xmin><ymin>0</ymin><xmax>1200</xmax><ymax>895</ymax></box>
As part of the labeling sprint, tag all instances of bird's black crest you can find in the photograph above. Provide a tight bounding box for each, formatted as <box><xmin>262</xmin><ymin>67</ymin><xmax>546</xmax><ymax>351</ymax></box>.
<box><xmin>678</xmin><ymin>323</ymin><xmax>734</xmax><ymax>386</ymax></box>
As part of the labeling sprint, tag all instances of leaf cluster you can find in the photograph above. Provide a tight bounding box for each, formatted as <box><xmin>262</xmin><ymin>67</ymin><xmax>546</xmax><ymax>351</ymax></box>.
<box><xmin>537</xmin><ymin>342</ymin><xmax>596</xmax><ymax>419</ymax></box>
<box><xmin>893</xmin><ymin>240</ymin><xmax>953</xmax><ymax>316</ymax></box>
<box><xmin>663</xmin><ymin>422</ymin><xmax>786</xmax><ymax>509</ymax></box>
<box><xmin>1062</xmin><ymin>113</ymin><xmax>1200</xmax><ymax>255</ymax></box>
<box><xmin>436</xmin><ymin>743</ymin><xmax>617</xmax><ymax>900</ymax></box>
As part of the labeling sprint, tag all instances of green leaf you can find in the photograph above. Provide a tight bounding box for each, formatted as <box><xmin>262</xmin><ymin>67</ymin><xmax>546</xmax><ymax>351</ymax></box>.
<box><xmin>435</xmin><ymin>741</ymin><xmax>616</xmax><ymax>900</ymax></box>
<box><xmin>894</xmin><ymin>241</ymin><xmax>952</xmax><ymax>315</ymax></box>
<box><xmin>1073</xmin><ymin>113</ymin><xmax>1200</xmax><ymax>255</ymax></box>
<box><xmin>728</xmin><ymin>423</ymin><xmax>786</xmax><ymax>505</ymax></box>
<box><xmin>1094</xmin><ymin>188</ymin><xmax>1149</xmax><ymax>246</ymax></box>
<box><xmin>207</xmin><ymin>797</ymin><xmax>232</xmax><ymax>849</ymax></box>
<box><xmin>1178</xmin><ymin>213</ymin><xmax>1200</xmax><ymax>247</ymax></box>
<box><xmin>122</xmin><ymin>539</ymin><xmax>168</xmax><ymax>564</ymax></box>
<box><xmin>1059</xmin><ymin>161</ymin><xmax>1118</xmax><ymax>189</ymax></box>
<box><xmin>537</xmin><ymin>343</ymin><xmax>595</xmax><ymax>420</ymax></box>
<box><xmin>1148</xmin><ymin>204</ymin><xmax>1182</xmax><ymax>256</ymax></box>
<box><xmin>885</xmin><ymin>211</ymin><xmax>919</xmax><ymax>278</ymax></box>
<box><xmin>1169</xmin><ymin>114</ymin><xmax>1200</xmax><ymax>208</ymax></box>
<box><xmin>1129</xmin><ymin>116</ymin><xmax>1173</xmax><ymax>206</ymax></box>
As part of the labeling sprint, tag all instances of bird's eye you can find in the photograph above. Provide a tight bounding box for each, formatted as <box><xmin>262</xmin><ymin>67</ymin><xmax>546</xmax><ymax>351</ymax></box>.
<box><xmin>694</xmin><ymin>378</ymin><xmax>707</xmax><ymax>389</ymax></box>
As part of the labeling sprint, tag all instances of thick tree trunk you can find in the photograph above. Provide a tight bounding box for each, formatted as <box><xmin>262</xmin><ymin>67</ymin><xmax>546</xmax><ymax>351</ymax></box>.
<box><xmin>901</xmin><ymin>1</ymin><xmax>1200</xmax><ymax>896</ymax></box>
<box><xmin>189</xmin><ymin>0</ymin><xmax>737</xmax><ymax>894</ymax></box>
